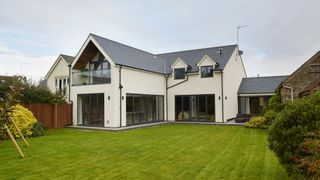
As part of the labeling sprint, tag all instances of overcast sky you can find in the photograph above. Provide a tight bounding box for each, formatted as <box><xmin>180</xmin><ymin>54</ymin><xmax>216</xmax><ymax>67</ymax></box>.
<box><xmin>0</xmin><ymin>0</ymin><xmax>319</xmax><ymax>81</ymax></box>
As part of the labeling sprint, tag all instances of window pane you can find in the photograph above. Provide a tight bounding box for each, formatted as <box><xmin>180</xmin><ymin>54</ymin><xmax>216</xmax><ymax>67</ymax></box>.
<box><xmin>158</xmin><ymin>96</ymin><xmax>164</xmax><ymax>121</ymax></box>
<box><xmin>147</xmin><ymin>96</ymin><xmax>153</xmax><ymax>122</ymax></box>
<box><xmin>198</xmin><ymin>96</ymin><xmax>207</xmax><ymax>120</ymax></box>
<box><xmin>153</xmin><ymin>96</ymin><xmax>159</xmax><ymax>120</ymax></box>
<box><xmin>133</xmin><ymin>95</ymin><xmax>140</xmax><ymax>124</ymax></box>
<box><xmin>140</xmin><ymin>96</ymin><xmax>147</xmax><ymax>123</ymax></box>
<box><xmin>190</xmin><ymin>96</ymin><xmax>198</xmax><ymax>120</ymax></box>
<box><xmin>182</xmin><ymin>96</ymin><xmax>190</xmax><ymax>120</ymax></box>
<box><xmin>126</xmin><ymin>95</ymin><xmax>133</xmax><ymax>125</ymax></box>
<box><xmin>201</xmin><ymin>66</ymin><xmax>214</xmax><ymax>78</ymax></box>
<box><xmin>174</xmin><ymin>68</ymin><xmax>185</xmax><ymax>79</ymax></box>
<box><xmin>175</xmin><ymin>96</ymin><xmax>183</xmax><ymax>120</ymax></box>
<box><xmin>207</xmin><ymin>95</ymin><xmax>215</xmax><ymax>122</ymax></box>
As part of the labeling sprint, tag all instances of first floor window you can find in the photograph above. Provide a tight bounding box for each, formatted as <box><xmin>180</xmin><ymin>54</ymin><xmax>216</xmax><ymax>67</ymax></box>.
<box><xmin>174</xmin><ymin>68</ymin><xmax>185</xmax><ymax>80</ymax></box>
<box><xmin>55</xmin><ymin>77</ymin><xmax>68</xmax><ymax>95</ymax></box>
<box><xmin>201</xmin><ymin>66</ymin><xmax>214</xmax><ymax>78</ymax></box>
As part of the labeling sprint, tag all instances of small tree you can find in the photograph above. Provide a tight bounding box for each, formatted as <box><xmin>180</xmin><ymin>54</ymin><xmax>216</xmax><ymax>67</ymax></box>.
<box><xmin>0</xmin><ymin>76</ymin><xmax>30</xmax><ymax>158</ymax></box>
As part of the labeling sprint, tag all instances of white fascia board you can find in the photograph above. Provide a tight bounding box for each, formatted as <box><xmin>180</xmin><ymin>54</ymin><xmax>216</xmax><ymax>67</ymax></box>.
<box><xmin>71</xmin><ymin>35</ymin><xmax>116</xmax><ymax>69</ymax></box>
<box><xmin>197</xmin><ymin>54</ymin><xmax>216</xmax><ymax>67</ymax></box>
<box><xmin>170</xmin><ymin>58</ymin><xmax>188</xmax><ymax>69</ymax></box>
<box><xmin>45</xmin><ymin>55</ymin><xmax>68</xmax><ymax>79</ymax></box>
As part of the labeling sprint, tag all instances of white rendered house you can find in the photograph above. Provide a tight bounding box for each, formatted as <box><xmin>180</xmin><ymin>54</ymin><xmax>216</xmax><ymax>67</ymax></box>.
<box><xmin>44</xmin><ymin>54</ymin><xmax>74</xmax><ymax>101</ymax></box>
<box><xmin>70</xmin><ymin>34</ymin><xmax>247</xmax><ymax>127</ymax></box>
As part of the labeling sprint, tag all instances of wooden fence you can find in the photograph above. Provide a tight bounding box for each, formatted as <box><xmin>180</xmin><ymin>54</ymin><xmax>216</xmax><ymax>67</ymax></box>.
<box><xmin>22</xmin><ymin>103</ymin><xmax>72</xmax><ymax>129</ymax></box>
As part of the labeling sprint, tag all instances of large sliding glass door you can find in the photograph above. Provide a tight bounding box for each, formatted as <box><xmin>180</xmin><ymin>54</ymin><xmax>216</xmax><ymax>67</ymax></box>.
<box><xmin>175</xmin><ymin>95</ymin><xmax>215</xmax><ymax>122</ymax></box>
<box><xmin>126</xmin><ymin>94</ymin><xmax>164</xmax><ymax>126</ymax></box>
<box><xmin>78</xmin><ymin>93</ymin><xmax>104</xmax><ymax>127</ymax></box>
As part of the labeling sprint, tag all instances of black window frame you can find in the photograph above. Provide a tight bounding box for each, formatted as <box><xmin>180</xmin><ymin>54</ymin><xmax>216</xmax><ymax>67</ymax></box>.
<box><xmin>175</xmin><ymin>94</ymin><xmax>215</xmax><ymax>122</ymax></box>
<box><xmin>201</xmin><ymin>66</ymin><xmax>214</xmax><ymax>78</ymax></box>
<box><xmin>174</xmin><ymin>68</ymin><xmax>186</xmax><ymax>80</ymax></box>
<box><xmin>126</xmin><ymin>93</ymin><xmax>164</xmax><ymax>126</ymax></box>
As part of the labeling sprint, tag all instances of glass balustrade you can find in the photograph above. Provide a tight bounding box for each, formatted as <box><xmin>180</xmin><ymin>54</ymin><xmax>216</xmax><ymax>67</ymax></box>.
<box><xmin>72</xmin><ymin>69</ymin><xmax>111</xmax><ymax>85</ymax></box>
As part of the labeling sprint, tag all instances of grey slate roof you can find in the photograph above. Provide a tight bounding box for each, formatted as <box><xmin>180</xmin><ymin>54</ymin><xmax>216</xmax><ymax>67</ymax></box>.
<box><xmin>38</xmin><ymin>79</ymin><xmax>48</xmax><ymax>90</ymax></box>
<box><xmin>238</xmin><ymin>76</ymin><xmax>288</xmax><ymax>94</ymax></box>
<box><xmin>91</xmin><ymin>34</ymin><xmax>167</xmax><ymax>74</ymax></box>
<box><xmin>157</xmin><ymin>45</ymin><xmax>238</xmax><ymax>73</ymax></box>
<box><xmin>61</xmin><ymin>54</ymin><xmax>75</xmax><ymax>64</ymax></box>
<box><xmin>91</xmin><ymin>34</ymin><xmax>237</xmax><ymax>74</ymax></box>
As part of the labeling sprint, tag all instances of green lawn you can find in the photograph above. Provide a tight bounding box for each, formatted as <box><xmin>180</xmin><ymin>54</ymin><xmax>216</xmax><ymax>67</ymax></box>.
<box><xmin>0</xmin><ymin>124</ymin><xmax>287</xmax><ymax>179</ymax></box>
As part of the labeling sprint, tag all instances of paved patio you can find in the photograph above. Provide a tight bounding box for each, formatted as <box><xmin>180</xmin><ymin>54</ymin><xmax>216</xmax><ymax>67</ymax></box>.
<box><xmin>66</xmin><ymin>120</ymin><xmax>244</xmax><ymax>131</ymax></box>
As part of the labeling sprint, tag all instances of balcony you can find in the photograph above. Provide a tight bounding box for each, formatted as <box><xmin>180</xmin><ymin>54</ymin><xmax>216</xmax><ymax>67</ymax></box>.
<box><xmin>72</xmin><ymin>69</ymin><xmax>111</xmax><ymax>86</ymax></box>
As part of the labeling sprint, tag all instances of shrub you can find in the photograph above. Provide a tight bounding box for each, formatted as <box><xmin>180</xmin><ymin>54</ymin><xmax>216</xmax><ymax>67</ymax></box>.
<box><xmin>31</xmin><ymin>122</ymin><xmax>45</xmax><ymax>137</ymax></box>
<box><xmin>263</xmin><ymin>109</ymin><xmax>278</xmax><ymax>126</ymax></box>
<box><xmin>244</xmin><ymin>116</ymin><xmax>268</xmax><ymax>129</ymax></box>
<box><xmin>266</xmin><ymin>93</ymin><xmax>285</xmax><ymax>112</ymax></box>
<box><xmin>294</xmin><ymin>131</ymin><xmax>320</xmax><ymax>178</ymax></box>
<box><xmin>8</xmin><ymin>104</ymin><xmax>37</xmax><ymax>138</ymax></box>
<box><xmin>268</xmin><ymin>92</ymin><xmax>320</xmax><ymax>178</ymax></box>
<box><xmin>0</xmin><ymin>129</ymin><xmax>6</xmax><ymax>140</ymax></box>
<box><xmin>0</xmin><ymin>77</ymin><xmax>66</xmax><ymax>104</ymax></box>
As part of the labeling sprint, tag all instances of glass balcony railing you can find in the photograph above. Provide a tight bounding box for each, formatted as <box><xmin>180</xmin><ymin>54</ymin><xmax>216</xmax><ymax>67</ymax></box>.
<box><xmin>72</xmin><ymin>69</ymin><xmax>111</xmax><ymax>86</ymax></box>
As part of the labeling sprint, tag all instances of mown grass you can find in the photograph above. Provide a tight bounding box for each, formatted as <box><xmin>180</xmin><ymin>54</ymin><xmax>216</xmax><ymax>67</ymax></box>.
<box><xmin>0</xmin><ymin>124</ymin><xmax>287</xmax><ymax>179</ymax></box>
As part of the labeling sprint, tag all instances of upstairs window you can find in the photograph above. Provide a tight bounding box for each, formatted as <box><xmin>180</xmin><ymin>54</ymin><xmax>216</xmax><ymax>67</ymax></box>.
<box><xmin>174</xmin><ymin>68</ymin><xmax>185</xmax><ymax>80</ymax></box>
<box><xmin>89</xmin><ymin>52</ymin><xmax>110</xmax><ymax>71</ymax></box>
<box><xmin>201</xmin><ymin>66</ymin><xmax>214</xmax><ymax>78</ymax></box>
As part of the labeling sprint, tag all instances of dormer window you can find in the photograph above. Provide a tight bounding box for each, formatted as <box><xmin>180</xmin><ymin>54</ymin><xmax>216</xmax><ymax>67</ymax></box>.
<box><xmin>174</xmin><ymin>68</ymin><xmax>185</xmax><ymax>80</ymax></box>
<box><xmin>201</xmin><ymin>66</ymin><xmax>214</xmax><ymax>78</ymax></box>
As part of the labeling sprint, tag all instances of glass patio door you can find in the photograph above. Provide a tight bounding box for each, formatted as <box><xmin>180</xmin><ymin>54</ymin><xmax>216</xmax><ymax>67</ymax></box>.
<box><xmin>175</xmin><ymin>95</ymin><xmax>215</xmax><ymax>122</ymax></box>
<box><xmin>78</xmin><ymin>94</ymin><xmax>104</xmax><ymax>127</ymax></box>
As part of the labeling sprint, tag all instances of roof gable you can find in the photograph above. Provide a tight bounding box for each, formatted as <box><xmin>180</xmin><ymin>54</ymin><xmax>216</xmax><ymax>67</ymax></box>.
<box><xmin>170</xmin><ymin>58</ymin><xmax>188</xmax><ymax>69</ymax></box>
<box><xmin>157</xmin><ymin>45</ymin><xmax>237</xmax><ymax>73</ymax></box>
<box><xmin>45</xmin><ymin>54</ymin><xmax>74</xmax><ymax>79</ymax></box>
<box><xmin>285</xmin><ymin>51</ymin><xmax>320</xmax><ymax>83</ymax></box>
<box><xmin>197</xmin><ymin>55</ymin><xmax>216</xmax><ymax>67</ymax></box>
<box><xmin>72</xmin><ymin>34</ymin><xmax>239</xmax><ymax>75</ymax></box>
<box><xmin>90</xmin><ymin>34</ymin><xmax>167</xmax><ymax>74</ymax></box>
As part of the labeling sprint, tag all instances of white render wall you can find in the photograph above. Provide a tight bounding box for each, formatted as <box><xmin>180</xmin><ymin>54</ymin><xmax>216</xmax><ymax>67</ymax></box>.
<box><xmin>70</xmin><ymin>48</ymin><xmax>246</xmax><ymax>126</ymax></box>
<box><xmin>70</xmin><ymin>67</ymin><xmax>118</xmax><ymax>128</ymax></box>
<box><xmin>167</xmin><ymin>72</ymin><xmax>223</xmax><ymax>122</ymax></box>
<box><xmin>222</xmin><ymin>49</ymin><xmax>247</xmax><ymax>121</ymax></box>
<box><xmin>118</xmin><ymin>66</ymin><xmax>166</xmax><ymax>127</ymax></box>
<box><xmin>47</xmin><ymin>57</ymin><xmax>70</xmax><ymax>99</ymax></box>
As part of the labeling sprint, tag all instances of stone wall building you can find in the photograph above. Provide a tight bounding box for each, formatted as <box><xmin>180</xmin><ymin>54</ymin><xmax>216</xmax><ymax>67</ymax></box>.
<box><xmin>280</xmin><ymin>51</ymin><xmax>320</xmax><ymax>102</ymax></box>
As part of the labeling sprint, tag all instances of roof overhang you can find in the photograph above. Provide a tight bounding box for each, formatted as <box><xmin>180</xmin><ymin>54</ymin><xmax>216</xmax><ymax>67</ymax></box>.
<box><xmin>71</xmin><ymin>34</ymin><xmax>116</xmax><ymax>70</ymax></box>
<box><xmin>197</xmin><ymin>54</ymin><xmax>217</xmax><ymax>67</ymax></box>
<box><xmin>170</xmin><ymin>58</ymin><xmax>188</xmax><ymax>69</ymax></box>
<box><xmin>238</xmin><ymin>93</ymin><xmax>275</xmax><ymax>97</ymax></box>
<box><xmin>44</xmin><ymin>55</ymin><xmax>69</xmax><ymax>79</ymax></box>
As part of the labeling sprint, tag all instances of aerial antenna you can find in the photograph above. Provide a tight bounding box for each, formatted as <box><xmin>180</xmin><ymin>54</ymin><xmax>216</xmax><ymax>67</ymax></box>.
<box><xmin>237</xmin><ymin>25</ymin><xmax>248</xmax><ymax>48</ymax></box>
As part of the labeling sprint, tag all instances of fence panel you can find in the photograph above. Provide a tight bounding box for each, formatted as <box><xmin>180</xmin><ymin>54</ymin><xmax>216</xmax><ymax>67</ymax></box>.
<box><xmin>21</xmin><ymin>103</ymin><xmax>72</xmax><ymax>129</ymax></box>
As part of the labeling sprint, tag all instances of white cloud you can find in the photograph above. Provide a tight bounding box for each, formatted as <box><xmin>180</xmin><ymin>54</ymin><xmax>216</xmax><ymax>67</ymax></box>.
<box><xmin>0</xmin><ymin>46</ymin><xmax>55</xmax><ymax>81</ymax></box>
<box><xmin>0</xmin><ymin>0</ymin><xmax>319</xmax><ymax>79</ymax></box>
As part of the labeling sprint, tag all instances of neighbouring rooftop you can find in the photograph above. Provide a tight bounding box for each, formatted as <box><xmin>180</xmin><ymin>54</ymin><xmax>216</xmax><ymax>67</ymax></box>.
<box><xmin>238</xmin><ymin>76</ymin><xmax>288</xmax><ymax>94</ymax></box>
